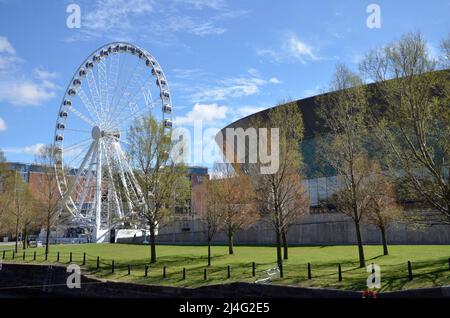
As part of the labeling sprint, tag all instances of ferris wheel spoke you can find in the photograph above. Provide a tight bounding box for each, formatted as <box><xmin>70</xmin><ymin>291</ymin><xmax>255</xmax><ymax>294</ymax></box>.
<box><xmin>108</xmin><ymin>59</ymin><xmax>146</xmax><ymax>125</ymax></box>
<box><xmin>77</xmin><ymin>86</ymin><xmax>102</xmax><ymax>123</ymax></box>
<box><xmin>63</xmin><ymin>142</ymin><xmax>92</xmax><ymax>169</ymax></box>
<box><xmin>116</xmin><ymin>143</ymin><xmax>144</xmax><ymax>200</ymax></box>
<box><xmin>98</xmin><ymin>60</ymin><xmax>109</xmax><ymax>120</ymax></box>
<box><xmin>64</xmin><ymin>141</ymin><xmax>97</xmax><ymax>201</ymax></box>
<box><xmin>86</xmin><ymin>67</ymin><xmax>105</xmax><ymax>124</ymax></box>
<box><xmin>107</xmin><ymin>53</ymin><xmax>120</xmax><ymax>123</ymax></box>
<box><xmin>64</xmin><ymin>128</ymin><xmax>91</xmax><ymax>133</ymax></box>
<box><xmin>62</xmin><ymin>138</ymin><xmax>91</xmax><ymax>154</ymax></box>
<box><xmin>102</xmin><ymin>141</ymin><xmax>123</xmax><ymax>218</ymax></box>
<box><xmin>110</xmin><ymin>77</ymin><xmax>155</xmax><ymax>128</ymax></box>
<box><xmin>113</xmin><ymin>143</ymin><xmax>134</xmax><ymax>214</ymax></box>
<box><xmin>76</xmin><ymin>147</ymin><xmax>97</xmax><ymax>215</ymax></box>
<box><xmin>108</xmin><ymin>52</ymin><xmax>125</xmax><ymax>120</ymax></box>
<box><xmin>69</xmin><ymin>106</ymin><xmax>96</xmax><ymax>127</ymax></box>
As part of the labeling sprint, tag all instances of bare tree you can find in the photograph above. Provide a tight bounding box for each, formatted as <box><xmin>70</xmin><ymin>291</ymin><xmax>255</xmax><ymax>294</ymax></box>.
<box><xmin>34</xmin><ymin>145</ymin><xmax>64</xmax><ymax>256</ymax></box>
<box><xmin>0</xmin><ymin>150</ymin><xmax>14</xmax><ymax>236</ymax></box>
<box><xmin>441</xmin><ymin>33</ymin><xmax>450</xmax><ymax>67</ymax></box>
<box><xmin>213</xmin><ymin>161</ymin><xmax>259</xmax><ymax>255</ymax></box>
<box><xmin>196</xmin><ymin>177</ymin><xmax>225</xmax><ymax>266</ymax></box>
<box><xmin>248</xmin><ymin>102</ymin><xmax>309</xmax><ymax>273</ymax></box>
<box><xmin>127</xmin><ymin>115</ymin><xmax>190</xmax><ymax>263</ymax></box>
<box><xmin>316</xmin><ymin>64</ymin><xmax>369</xmax><ymax>267</ymax></box>
<box><xmin>364</xmin><ymin>164</ymin><xmax>404</xmax><ymax>255</ymax></box>
<box><xmin>9</xmin><ymin>169</ymin><xmax>33</xmax><ymax>252</ymax></box>
<box><xmin>359</xmin><ymin>31</ymin><xmax>450</xmax><ymax>225</ymax></box>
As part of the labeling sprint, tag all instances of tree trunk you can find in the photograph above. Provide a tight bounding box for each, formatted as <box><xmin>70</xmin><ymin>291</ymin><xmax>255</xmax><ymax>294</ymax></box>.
<box><xmin>275</xmin><ymin>228</ymin><xmax>283</xmax><ymax>270</ymax></box>
<box><xmin>207</xmin><ymin>242</ymin><xmax>211</xmax><ymax>266</ymax></box>
<box><xmin>354</xmin><ymin>220</ymin><xmax>366</xmax><ymax>268</ymax></box>
<box><xmin>228</xmin><ymin>228</ymin><xmax>234</xmax><ymax>255</ymax></box>
<box><xmin>14</xmin><ymin>214</ymin><xmax>19</xmax><ymax>253</ymax></box>
<box><xmin>380</xmin><ymin>226</ymin><xmax>389</xmax><ymax>255</ymax></box>
<box><xmin>149</xmin><ymin>224</ymin><xmax>157</xmax><ymax>264</ymax></box>
<box><xmin>45</xmin><ymin>223</ymin><xmax>50</xmax><ymax>256</ymax></box>
<box><xmin>22</xmin><ymin>226</ymin><xmax>27</xmax><ymax>250</ymax></box>
<box><xmin>282</xmin><ymin>228</ymin><xmax>288</xmax><ymax>260</ymax></box>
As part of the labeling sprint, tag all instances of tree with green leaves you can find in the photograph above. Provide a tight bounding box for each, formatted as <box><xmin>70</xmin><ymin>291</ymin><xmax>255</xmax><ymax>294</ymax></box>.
<box><xmin>126</xmin><ymin>115</ymin><xmax>190</xmax><ymax>263</ymax></box>
<box><xmin>316</xmin><ymin>64</ymin><xmax>369</xmax><ymax>268</ymax></box>
<box><xmin>359</xmin><ymin>31</ymin><xmax>450</xmax><ymax>225</ymax></box>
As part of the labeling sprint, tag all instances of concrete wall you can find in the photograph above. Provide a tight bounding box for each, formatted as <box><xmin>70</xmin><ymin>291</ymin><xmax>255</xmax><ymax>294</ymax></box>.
<box><xmin>119</xmin><ymin>212</ymin><xmax>450</xmax><ymax>245</ymax></box>
<box><xmin>1</xmin><ymin>263</ymin><xmax>448</xmax><ymax>298</ymax></box>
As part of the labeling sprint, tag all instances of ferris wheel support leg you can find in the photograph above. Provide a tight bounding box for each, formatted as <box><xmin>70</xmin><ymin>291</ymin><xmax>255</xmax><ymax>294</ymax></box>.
<box><xmin>94</xmin><ymin>141</ymin><xmax>104</xmax><ymax>243</ymax></box>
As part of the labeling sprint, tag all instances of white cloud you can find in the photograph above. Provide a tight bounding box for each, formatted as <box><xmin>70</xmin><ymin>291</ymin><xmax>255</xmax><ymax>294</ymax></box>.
<box><xmin>0</xmin><ymin>80</ymin><xmax>56</xmax><ymax>106</ymax></box>
<box><xmin>0</xmin><ymin>117</ymin><xmax>6</xmax><ymax>131</ymax></box>
<box><xmin>175</xmin><ymin>103</ymin><xmax>228</xmax><ymax>125</ymax></box>
<box><xmin>80</xmin><ymin>0</ymin><xmax>153</xmax><ymax>40</ymax></box>
<box><xmin>230</xmin><ymin>106</ymin><xmax>265</xmax><ymax>120</ymax></box>
<box><xmin>166</xmin><ymin>15</ymin><xmax>226</xmax><ymax>36</ymax></box>
<box><xmin>190</xmin><ymin>70</ymin><xmax>281</xmax><ymax>102</ymax></box>
<box><xmin>69</xmin><ymin>0</ymin><xmax>245</xmax><ymax>42</ymax></box>
<box><xmin>33</xmin><ymin>67</ymin><xmax>58</xmax><ymax>81</ymax></box>
<box><xmin>257</xmin><ymin>33</ymin><xmax>321</xmax><ymax>64</ymax></box>
<box><xmin>175</xmin><ymin>0</ymin><xmax>225</xmax><ymax>10</ymax></box>
<box><xmin>269</xmin><ymin>77</ymin><xmax>282</xmax><ymax>84</ymax></box>
<box><xmin>3</xmin><ymin>143</ymin><xmax>45</xmax><ymax>155</ymax></box>
<box><xmin>286</xmin><ymin>35</ymin><xmax>318</xmax><ymax>61</ymax></box>
<box><xmin>0</xmin><ymin>36</ymin><xmax>58</xmax><ymax>107</ymax></box>
<box><xmin>0</xmin><ymin>36</ymin><xmax>15</xmax><ymax>55</ymax></box>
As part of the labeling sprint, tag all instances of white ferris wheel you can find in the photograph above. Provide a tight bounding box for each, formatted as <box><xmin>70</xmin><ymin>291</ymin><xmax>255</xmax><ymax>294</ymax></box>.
<box><xmin>53</xmin><ymin>43</ymin><xmax>173</xmax><ymax>242</ymax></box>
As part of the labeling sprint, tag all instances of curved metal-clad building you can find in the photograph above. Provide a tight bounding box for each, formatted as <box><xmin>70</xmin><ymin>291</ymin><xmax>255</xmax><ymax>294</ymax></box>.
<box><xmin>208</xmin><ymin>74</ymin><xmax>450</xmax><ymax>245</ymax></box>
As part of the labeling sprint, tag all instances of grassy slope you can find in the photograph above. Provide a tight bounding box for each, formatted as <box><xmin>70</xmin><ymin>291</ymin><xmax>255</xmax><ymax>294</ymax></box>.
<box><xmin>1</xmin><ymin>244</ymin><xmax>449</xmax><ymax>291</ymax></box>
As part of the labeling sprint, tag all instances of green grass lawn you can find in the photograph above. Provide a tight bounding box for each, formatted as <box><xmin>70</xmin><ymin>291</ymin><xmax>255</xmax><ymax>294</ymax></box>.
<box><xmin>1</xmin><ymin>243</ymin><xmax>449</xmax><ymax>291</ymax></box>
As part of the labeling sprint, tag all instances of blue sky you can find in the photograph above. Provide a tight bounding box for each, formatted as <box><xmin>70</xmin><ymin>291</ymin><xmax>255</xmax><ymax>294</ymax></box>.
<box><xmin>0</xmin><ymin>0</ymin><xmax>449</xmax><ymax>166</ymax></box>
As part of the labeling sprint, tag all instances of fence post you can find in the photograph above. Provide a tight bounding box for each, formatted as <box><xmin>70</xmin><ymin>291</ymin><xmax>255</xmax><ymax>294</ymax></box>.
<box><xmin>33</xmin><ymin>251</ymin><xmax>36</xmax><ymax>261</ymax></box>
<box><xmin>204</xmin><ymin>268</ymin><xmax>207</xmax><ymax>280</ymax></box>
<box><xmin>252</xmin><ymin>262</ymin><xmax>256</xmax><ymax>277</ymax></box>
<box><xmin>163</xmin><ymin>266</ymin><xmax>166</xmax><ymax>278</ymax></box>
<box><xmin>227</xmin><ymin>265</ymin><xmax>231</xmax><ymax>279</ymax></box>
<box><xmin>57</xmin><ymin>252</ymin><xmax>60</xmax><ymax>262</ymax></box>
<box><xmin>338</xmin><ymin>264</ymin><xmax>342</xmax><ymax>282</ymax></box>
<box><xmin>128</xmin><ymin>264</ymin><xmax>131</xmax><ymax>275</ymax></box>
<box><xmin>12</xmin><ymin>251</ymin><xmax>15</xmax><ymax>260</ymax></box>
<box><xmin>22</xmin><ymin>251</ymin><xmax>25</xmax><ymax>260</ymax></box>
<box><xmin>69</xmin><ymin>252</ymin><xmax>73</xmax><ymax>263</ymax></box>
<box><xmin>96</xmin><ymin>256</ymin><xmax>100</xmax><ymax>269</ymax></box>
<box><xmin>82</xmin><ymin>253</ymin><xmax>86</xmax><ymax>266</ymax></box>
<box><xmin>408</xmin><ymin>261</ymin><xmax>413</xmax><ymax>281</ymax></box>
<box><xmin>145</xmin><ymin>265</ymin><xmax>149</xmax><ymax>277</ymax></box>
<box><xmin>307</xmin><ymin>263</ymin><xmax>312</xmax><ymax>279</ymax></box>
<box><xmin>182</xmin><ymin>267</ymin><xmax>186</xmax><ymax>280</ymax></box>
<box><xmin>111</xmin><ymin>260</ymin><xmax>115</xmax><ymax>274</ymax></box>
